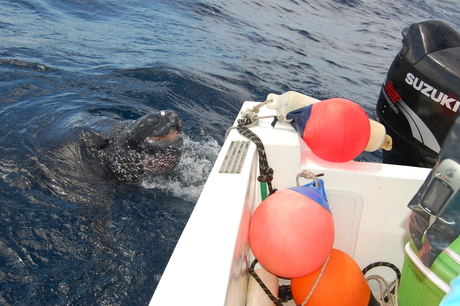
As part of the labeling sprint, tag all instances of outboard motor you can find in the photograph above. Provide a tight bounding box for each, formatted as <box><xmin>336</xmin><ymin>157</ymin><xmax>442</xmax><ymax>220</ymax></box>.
<box><xmin>376</xmin><ymin>20</ymin><xmax>460</xmax><ymax>167</ymax></box>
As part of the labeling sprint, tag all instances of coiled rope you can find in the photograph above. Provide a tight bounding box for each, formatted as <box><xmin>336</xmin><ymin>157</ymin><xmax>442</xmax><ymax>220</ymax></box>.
<box><xmin>363</xmin><ymin>262</ymin><xmax>401</xmax><ymax>306</ymax></box>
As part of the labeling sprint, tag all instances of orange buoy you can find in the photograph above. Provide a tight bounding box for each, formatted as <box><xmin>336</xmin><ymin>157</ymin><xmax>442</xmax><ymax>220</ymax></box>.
<box><xmin>291</xmin><ymin>249</ymin><xmax>371</xmax><ymax>306</ymax></box>
<box><xmin>286</xmin><ymin>98</ymin><xmax>371</xmax><ymax>162</ymax></box>
<box><xmin>248</xmin><ymin>180</ymin><xmax>334</xmax><ymax>278</ymax></box>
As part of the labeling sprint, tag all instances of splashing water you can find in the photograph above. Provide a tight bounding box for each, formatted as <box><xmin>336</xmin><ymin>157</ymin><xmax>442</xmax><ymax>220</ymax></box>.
<box><xmin>142</xmin><ymin>135</ymin><xmax>221</xmax><ymax>202</ymax></box>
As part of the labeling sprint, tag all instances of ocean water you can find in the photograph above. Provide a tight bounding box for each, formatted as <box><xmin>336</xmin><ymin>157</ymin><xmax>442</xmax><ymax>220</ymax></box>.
<box><xmin>1</xmin><ymin>0</ymin><xmax>459</xmax><ymax>305</ymax></box>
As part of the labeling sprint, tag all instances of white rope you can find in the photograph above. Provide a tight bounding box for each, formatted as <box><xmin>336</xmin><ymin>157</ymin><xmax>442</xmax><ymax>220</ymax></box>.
<box><xmin>300</xmin><ymin>255</ymin><xmax>330</xmax><ymax>306</ymax></box>
<box><xmin>224</xmin><ymin>101</ymin><xmax>293</xmax><ymax>139</ymax></box>
<box><xmin>366</xmin><ymin>275</ymin><xmax>399</xmax><ymax>306</ymax></box>
<box><xmin>296</xmin><ymin>169</ymin><xmax>321</xmax><ymax>187</ymax></box>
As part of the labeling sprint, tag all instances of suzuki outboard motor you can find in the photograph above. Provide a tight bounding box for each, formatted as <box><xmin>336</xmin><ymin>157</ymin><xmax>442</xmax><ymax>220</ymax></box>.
<box><xmin>376</xmin><ymin>20</ymin><xmax>460</xmax><ymax>167</ymax></box>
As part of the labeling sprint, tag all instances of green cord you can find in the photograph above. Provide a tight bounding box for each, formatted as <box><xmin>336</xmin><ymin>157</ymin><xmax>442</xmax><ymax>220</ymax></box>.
<box><xmin>260</xmin><ymin>182</ymin><xmax>268</xmax><ymax>201</ymax></box>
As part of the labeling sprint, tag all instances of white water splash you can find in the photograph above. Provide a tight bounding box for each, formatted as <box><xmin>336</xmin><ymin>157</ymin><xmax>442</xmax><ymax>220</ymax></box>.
<box><xmin>141</xmin><ymin>135</ymin><xmax>221</xmax><ymax>202</ymax></box>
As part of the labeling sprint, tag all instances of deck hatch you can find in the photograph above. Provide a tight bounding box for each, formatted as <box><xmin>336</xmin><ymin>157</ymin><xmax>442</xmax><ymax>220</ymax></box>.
<box><xmin>219</xmin><ymin>141</ymin><xmax>250</xmax><ymax>174</ymax></box>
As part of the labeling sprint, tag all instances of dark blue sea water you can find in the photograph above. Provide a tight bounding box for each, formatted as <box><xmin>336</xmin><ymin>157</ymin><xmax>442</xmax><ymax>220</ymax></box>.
<box><xmin>1</xmin><ymin>1</ymin><xmax>460</xmax><ymax>305</ymax></box>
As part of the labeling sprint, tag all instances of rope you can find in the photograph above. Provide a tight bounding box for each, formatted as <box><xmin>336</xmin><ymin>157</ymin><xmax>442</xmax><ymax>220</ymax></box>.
<box><xmin>225</xmin><ymin>100</ymin><xmax>292</xmax><ymax>138</ymax></box>
<box><xmin>236</xmin><ymin>116</ymin><xmax>277</xmax><ymax>195</ymax></box>
<box><xmin>366</xmin><ymin>276</ymin><xmax>399</xmax><ymax>306</ymax></box>
<box><xmin>296</xmin><ymin>169</ymin><xmax>324</xmax><ymax>187</ymax></box>
<box><xmin>362</xmin><ymin>262</ymin><xmax>400</xmax><ymax>306</ymax></box>
<box><xmin>362</xmin><ymin>262</ymin><xmax>401</xmax><ymax>280</ymax></box>
<box><xmin>248</xmin><ymin>259</ymin><xmax>284</xmax><ymax>306</ymax></box>
<box><xmin>278</xmin><ymin>285</ymin><xmax>293</xmax><ymax>303</ymax></box>
<box><xmin>239</xmin><ymin>102</ymin><xmax>288</xmax><ymax>304</ymax></box>
<box><xmin>299</xmin><ymin>255</ymin><xmax>330</xmax><ymax>306</ymax></box>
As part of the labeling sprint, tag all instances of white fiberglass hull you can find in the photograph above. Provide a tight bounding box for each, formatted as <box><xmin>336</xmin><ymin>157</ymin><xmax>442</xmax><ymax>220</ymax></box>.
<box><xmin>150</xmin><ymin>101</ymin><xmax>430</xmax><ymax>305</ymax></box>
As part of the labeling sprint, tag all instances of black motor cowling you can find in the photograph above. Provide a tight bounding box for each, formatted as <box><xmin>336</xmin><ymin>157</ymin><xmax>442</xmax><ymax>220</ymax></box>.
<box><xmin>376</xmin><ymin>20</ymin><xmax>460</xmax><ymax>167</ymax></box>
